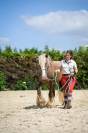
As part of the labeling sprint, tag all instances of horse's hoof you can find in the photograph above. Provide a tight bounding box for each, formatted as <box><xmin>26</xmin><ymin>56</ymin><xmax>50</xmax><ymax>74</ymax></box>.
<box><xmin>46</xmin><ymin>101</ymin><xmax>55</xmax><ymax>108</ymax></box>
<box><xmin>37</xmin><ymin>102</ymin><xmax>46</xmax><ymax>108</ymax></box>
<box><xmin>36</xmin><ymin>96</ymin><xmax>46</xmax><ymax>108</ymax></box>
<box><xmin>37</xmin><ymin>104</ymin><xmax>46</xmax><ymax>108</ymax></box>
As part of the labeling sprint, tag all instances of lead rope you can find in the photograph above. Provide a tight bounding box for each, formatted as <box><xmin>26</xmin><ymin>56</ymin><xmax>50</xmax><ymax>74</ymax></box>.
<box><xmin>54</xmin><ymin>73</ymin><xmax>74</xmax><ymax>104</ymax></box>
<box><xmin>54</xmin><ymin>72</ymin><xmax>71</xmax><ymax>92</ymax></box>
<box><xmin>54</xmin><ymin>72</ymin><xmax>64</xmax><ymax>104</ymax></box>
<box><xmin>54</xmin><ymin>72</ymin><xmax>60</xmax><ymax>91</ymax></box>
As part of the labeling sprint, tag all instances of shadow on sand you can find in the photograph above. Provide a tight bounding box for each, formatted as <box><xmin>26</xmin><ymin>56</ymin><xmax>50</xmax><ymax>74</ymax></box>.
<box><xmin>24</xmin><ymin>105</ymin><xmax>44</xmax><ymax>110</ymax></box>
<box><xmin>24</xmin><ymin>104</ymin><xmax>63</xmax><ymax>110</ymax></box>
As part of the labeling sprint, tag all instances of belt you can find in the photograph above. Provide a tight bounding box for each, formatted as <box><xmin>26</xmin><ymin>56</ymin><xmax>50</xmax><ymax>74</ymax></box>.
<box><xmin>63</xmin><ymin>74</ymin><xmax>75</xmax><ymax>78</ymax></box>
<box><xmin>63</xmin><ymin>74</ymin><xmax>70</xmax><ymax>76</ymax></box>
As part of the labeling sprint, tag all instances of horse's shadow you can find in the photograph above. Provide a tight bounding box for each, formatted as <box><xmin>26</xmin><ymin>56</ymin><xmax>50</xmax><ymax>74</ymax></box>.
<box><xmin>24</xmin><ymin>104</ymin><xmax>63</xmax><ymax>110</ymax></box>
<box><xmin>24</xmin><ymin>105</ymin><xmax>44</xmax><ymax>110</ymax></box>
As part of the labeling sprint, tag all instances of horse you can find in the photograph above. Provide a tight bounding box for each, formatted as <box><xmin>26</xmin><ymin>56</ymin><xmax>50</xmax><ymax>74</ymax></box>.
<box><xmin>36</xmin><ymin>53</ymin><xmax>63</xmax><ymax>108</ymax></box>
<box><xmin>0</xmin><ymin>53</ymin><xmax>63</xmax><ymax>107</ymax></box>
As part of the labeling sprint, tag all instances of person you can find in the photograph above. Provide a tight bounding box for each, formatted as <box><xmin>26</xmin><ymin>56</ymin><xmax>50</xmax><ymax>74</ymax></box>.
<box><xmin>59</xmin><ymin>50</ymin><xmax>78</xmax><ymax>109</ymax></box>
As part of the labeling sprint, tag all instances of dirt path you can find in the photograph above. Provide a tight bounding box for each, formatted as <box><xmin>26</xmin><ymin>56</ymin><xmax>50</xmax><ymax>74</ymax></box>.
<box><xmin>0</xmin><ymin>90</ymin><xmax>88</xmax><ymax>133</ymax></box>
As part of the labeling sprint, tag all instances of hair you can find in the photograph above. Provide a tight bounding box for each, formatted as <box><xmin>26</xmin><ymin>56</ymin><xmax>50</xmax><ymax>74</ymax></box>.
<box><xmin>45</xmin><ymin>54</ymin><xmax>48</xmax><ymax>58</ymax></box>
<box><xmin>66</xmin><ymin>50</ymin><xmax>73</xmax><ymax>59</ymax></box>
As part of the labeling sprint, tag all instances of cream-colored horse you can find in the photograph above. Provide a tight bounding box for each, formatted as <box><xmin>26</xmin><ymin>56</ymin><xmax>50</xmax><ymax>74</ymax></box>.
<box><xmin>36</xmin><ymin>53</ymin><xmax>63</xmax><ymax>108</ymax></box>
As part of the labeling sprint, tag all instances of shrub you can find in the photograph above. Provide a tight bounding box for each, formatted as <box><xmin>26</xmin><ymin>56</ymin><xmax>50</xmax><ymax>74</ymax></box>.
<box><xmin>15</xmin><ymin>80</ymin><xmax>27</xmax><ymax>90</ymax></box>
<box><xmin>0</xmin><ymin>71</ymin><xmax>6</xmax><ymax>91</ymax></box>
<box><xmin>26</xmin><ymin>77</ymin><xmax>39</xmax><ymax>90</ymax></box>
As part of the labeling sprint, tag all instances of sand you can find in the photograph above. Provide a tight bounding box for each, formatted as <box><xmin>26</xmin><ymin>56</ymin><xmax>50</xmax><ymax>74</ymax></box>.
<box><xmin>0</xmin><ymin>90</ymin><xmax>88</xmax><ymax>133</ymax></box>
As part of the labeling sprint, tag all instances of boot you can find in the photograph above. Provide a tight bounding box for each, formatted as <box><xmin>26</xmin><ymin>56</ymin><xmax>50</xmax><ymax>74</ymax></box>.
<box><xmin>67</xmin><ymin>100</ymin><xmax>72</xmax><ymax>109</ymax></box>
<box><xmin>63</xmin><ymin>101</ymin><xmax>68</xmax><ymax>109</ymax></box>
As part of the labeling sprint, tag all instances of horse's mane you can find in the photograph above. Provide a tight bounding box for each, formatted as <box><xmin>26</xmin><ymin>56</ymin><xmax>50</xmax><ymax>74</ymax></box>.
<box><xmin>38</xmin><ymin>53</ymin><xmax>51</xmax><ymax>66</ymax></box>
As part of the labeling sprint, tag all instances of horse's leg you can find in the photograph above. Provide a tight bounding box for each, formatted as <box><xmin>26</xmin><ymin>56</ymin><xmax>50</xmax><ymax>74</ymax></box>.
<box><xmin>36</xmin><ymin>82</ymin><xmax>46</xmax><ymax>108</ymax></box>
<box><xmin>46</xmin><ymin>80</ymin><xmax>55</xmax><ymax>108</ymax></box>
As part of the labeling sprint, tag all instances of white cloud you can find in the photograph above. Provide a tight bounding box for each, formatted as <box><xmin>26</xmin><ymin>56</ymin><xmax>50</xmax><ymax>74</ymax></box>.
<box><xmin>22</xmin><ymin>10</ymin><xmax>88</xmax><ymax>35</ymax></box>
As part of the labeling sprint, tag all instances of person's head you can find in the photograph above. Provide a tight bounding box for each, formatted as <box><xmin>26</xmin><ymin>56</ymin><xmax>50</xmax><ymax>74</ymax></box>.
<box><xmin>64</xmin><ymin>50</ymin><xmax>73</xmax><ymax>61</ymax></box>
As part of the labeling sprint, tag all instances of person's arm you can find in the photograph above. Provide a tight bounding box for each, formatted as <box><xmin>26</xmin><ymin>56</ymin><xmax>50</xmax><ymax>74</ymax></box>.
<box><xmin>74</xmin><ymin>67</ymin><xmax>78</xmax><ymax>73</ymax></box>
<box><xmin>73</xmin><ymin>61</ymin><xmax>78</xmax><ymax>74</ymax></box>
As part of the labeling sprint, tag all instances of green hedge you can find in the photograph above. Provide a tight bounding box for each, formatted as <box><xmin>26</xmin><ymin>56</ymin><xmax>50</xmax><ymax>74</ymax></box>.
<box><xmin>0</xmin><ymin>71</ymin><xmax>6</xmax><ymax>91</ymax></box>
<box><xmin>0</xmin><ymin>45</ymin><xmax>88</xmax><ymax>90</ymax></box>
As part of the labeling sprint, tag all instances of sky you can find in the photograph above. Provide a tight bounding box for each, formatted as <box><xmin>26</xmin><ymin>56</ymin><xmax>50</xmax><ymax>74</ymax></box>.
<box><xmin>0</xmin><ymin>0</ymin><xmax>88</xmax><ymax>51</ymax></box>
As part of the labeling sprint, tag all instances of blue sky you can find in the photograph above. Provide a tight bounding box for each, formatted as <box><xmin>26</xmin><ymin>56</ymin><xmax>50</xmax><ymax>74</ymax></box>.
<box><xmin>0</xmin><ymin>0</ymin><xmax>88</xmax><ymax>51</ymax></box>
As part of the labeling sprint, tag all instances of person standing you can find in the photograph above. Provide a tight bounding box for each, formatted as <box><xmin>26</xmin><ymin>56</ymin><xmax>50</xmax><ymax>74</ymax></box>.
<box><xmin>60</xmin><ymin>50</ymin><xmax>78</xmax><ymax>109</ymax></box>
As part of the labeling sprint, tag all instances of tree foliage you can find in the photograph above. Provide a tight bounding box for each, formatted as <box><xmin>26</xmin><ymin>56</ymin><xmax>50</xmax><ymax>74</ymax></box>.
<box><xmin>74</xmin><ymin>46</ymin><xmax>88</xmax><ymax>88</ymax></box>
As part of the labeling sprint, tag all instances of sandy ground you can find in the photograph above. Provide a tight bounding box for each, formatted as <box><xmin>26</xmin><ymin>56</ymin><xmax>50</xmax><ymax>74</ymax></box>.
<box><xmin>0</xmin><ymin>90</ymin><xmax>88</xmax><ymax>133</ymax></box>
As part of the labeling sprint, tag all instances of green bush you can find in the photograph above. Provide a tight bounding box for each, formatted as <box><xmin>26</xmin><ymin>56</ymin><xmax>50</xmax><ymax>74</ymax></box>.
<box><xmin>0</xmin><ymin>71</ymin><xmax>6</xmax><ymax>91</ymax></box>
<box><xmin>15</xmin><ymin>77</ymin><xmax>39</xmax><ymax>90</ymax></box>
<box><xmin>15</xmin><ymin>80</ymin><xmax>28</xmax><ymax>90</ymax></box>
<box><xmin>26</xmin><ymin>77</ymin><xmax>39</xmax><ymax>90</ymax></box>
<box><xmin>41</xmin><ymin>84</ymin><xmax>48</xmax><ymax>90</ymax></box>
<box><xmin>0</xmin><ymin>45</ymin><xmax>88</xmax><ymax>90</ymax></box>
<box><xmin>74</xmin><ymin>47</ymin><xmax>88</xmax><ymax>89</ymax></box>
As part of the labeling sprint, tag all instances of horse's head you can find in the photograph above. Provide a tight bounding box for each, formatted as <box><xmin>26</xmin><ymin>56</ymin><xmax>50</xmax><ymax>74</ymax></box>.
<box><xmin>38</xmin><ymin>53</ymin><xmax>51</xmax><ymax>80</ymax></box>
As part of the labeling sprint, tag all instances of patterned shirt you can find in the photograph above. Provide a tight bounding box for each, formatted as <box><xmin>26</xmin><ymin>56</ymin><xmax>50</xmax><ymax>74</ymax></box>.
<box><xmin>61</xmin><ymin>59</ymin><xmax>77</xmax><ymax>75</ymax></box>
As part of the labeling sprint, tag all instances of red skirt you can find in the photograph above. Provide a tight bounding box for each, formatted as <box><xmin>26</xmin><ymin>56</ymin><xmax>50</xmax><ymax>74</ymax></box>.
<box><xmin>60</xmin><ymin>75</ymin><xmax>77</xmax><ymax>93</ymax></box>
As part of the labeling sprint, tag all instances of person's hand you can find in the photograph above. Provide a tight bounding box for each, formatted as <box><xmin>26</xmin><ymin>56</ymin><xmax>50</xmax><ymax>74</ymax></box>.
<box><xmin>69</xmin><ymin>74</ymin><xmax>74</xmax><ymax>78</ymax></box>
<box><xmin>73</xmin><ymin>66</ymin><xmax>78</xmax><ymax>73</ymax></box>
